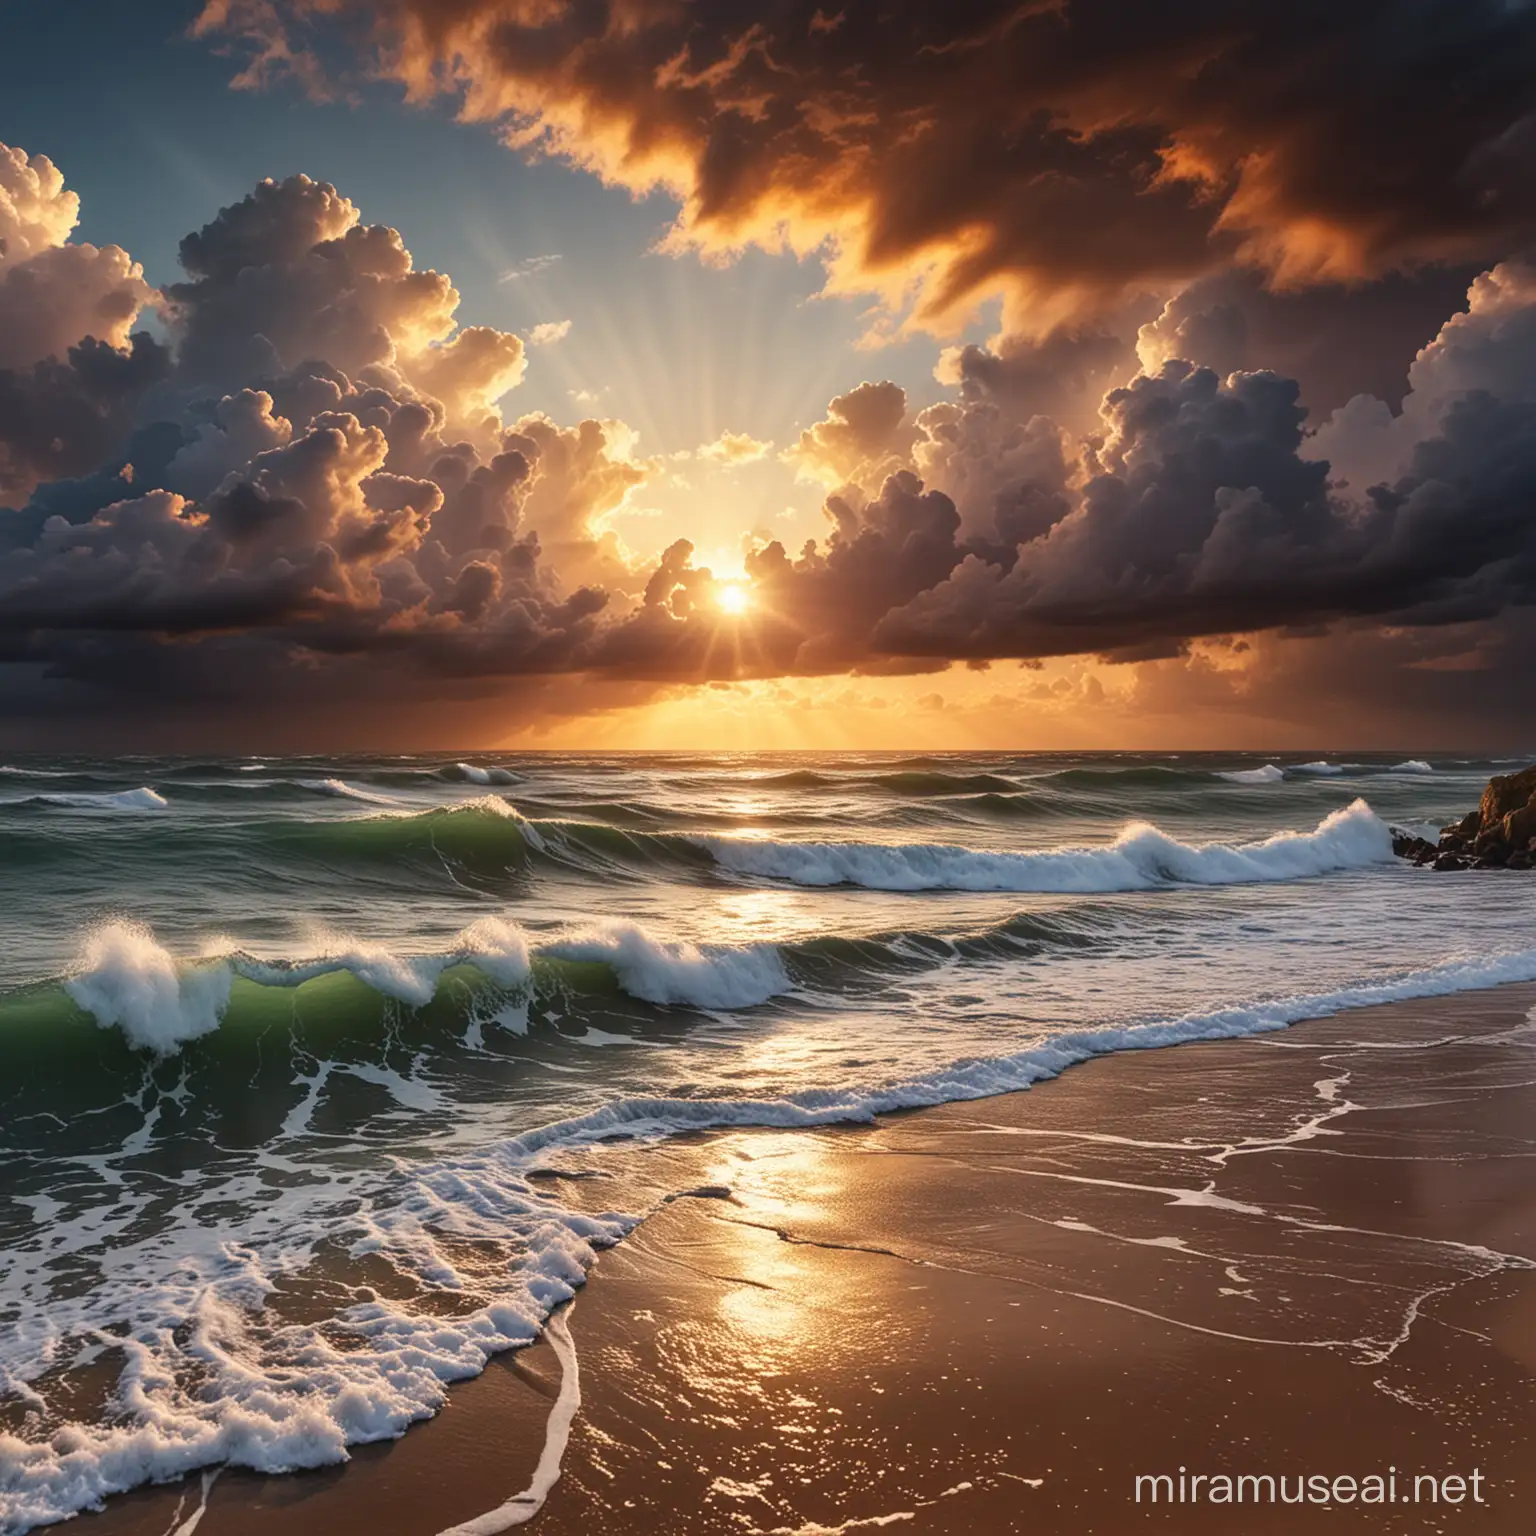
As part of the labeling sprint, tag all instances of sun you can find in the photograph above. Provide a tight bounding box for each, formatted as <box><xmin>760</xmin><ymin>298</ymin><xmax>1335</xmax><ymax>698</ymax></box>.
<box><xmin>716</xmin><ymin>581</ymin><xmax>752</xmax><ymax>616</ymax></box>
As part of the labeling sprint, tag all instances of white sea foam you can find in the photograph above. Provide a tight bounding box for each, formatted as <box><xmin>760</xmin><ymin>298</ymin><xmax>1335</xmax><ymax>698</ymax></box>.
<box><xmin>1293</xmin><ymin>760</ymin><xmax>1345</xmax><ymax>775</ymax></box>
<box><xmin>297</xmin><ymin>777</ymin><xmax>399</xmax><ymax>805</ymax></box>
<box><xmin>65</xmin><ymin>924</ymin><xmax>232</xmax><ymax>1054</ymax></box>
<box><xmin>485</xmin><ymin>946</ymin><xmax>1536</xmax><ymax>1160</ymax></box>
<box><xmin>16</xmin><ymin>939</ymin><xmax>1536</xmax><ymax>1531</ymax></box>
<box><xmin>29</xmin><ymin>786</ymin><xmax>168</xmax><ymax>812</ymax></box>
<box><xmin>0</xmin><ymin>1170</ymin><xmax>629</xmax><ymax>1535</ymax></box>
<box><xmin>437</xmin><ymin>1308</ymin><xmax>581</xmax><ymax>1534</ymax></box>
<box><xmin>543</xmin><ymin>920</ymin><xmax>791</xmax><ymax>1009</ymax></box>
<box><xmin>60</xmin><ymin>914</ymin><xmax>786</xmax><ymax>1052</ymax></box>
<box><xmin>232</xmin><ymin>917</ymin><xmax>533</xmax><ymax>1005</ymax></box>
<box><xmin>1217</xmin><ymin>764</ymin><xmax>1284</xmax><ymax>784</ymax></box>
<box><xmin>691</xmin><ymin>799</ymin><xmax>1395</xmax><ymax>892</ymax></box>
<box><xmin>1390</xmin><ymin>760</ymin><xmax>1435</xmax><ymax>774</ymax></box>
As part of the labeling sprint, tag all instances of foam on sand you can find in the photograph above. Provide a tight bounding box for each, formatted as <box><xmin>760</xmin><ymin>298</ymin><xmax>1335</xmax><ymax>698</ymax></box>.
<box><xmin>14</xmin><ymin>940</ymin><xmax>1536</xmax><ymax>1532</ymax></box>
<box><xmin>0</xmin><ymin>1164</ymin><xmax>631</xmax><ymax>1534</ymax></box>
<box><xmin>691</xmin><ymin>799</ymin><xmax>1395</xmax><ymax>892</ymax></box>
<box><xmin>436</xmin><ymin>1307</ymin><xmax>582</xmax><ymax>1534</ymax></box>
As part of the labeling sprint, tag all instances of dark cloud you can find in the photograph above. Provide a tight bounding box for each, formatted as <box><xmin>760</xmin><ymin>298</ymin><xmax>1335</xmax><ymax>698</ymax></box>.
<box><xmin>606</xmin><ymin>273</ymin><xmax>1536</xmax><ymax>683</ymax></box>
<box><xmin>0</xmin><ymin>155</ymin><xmax>640</xmax><ymax>730</ymax></box>
<box><xmin>851</xmin><ymin>355</ymin><xmax>1536</xmax><ymax>665</ymax></box>
<box><xmin>1136</xmin><ymin>265</ymin><xmax>1491</xmax><ymax>416</ymax></box>
<box><xmin>5</xmin><ymin>115</ymin><xmax>1536</xmax><ymax>744</ymax></box>
<box><xmin>199</xmin><ymin>0</ymin><xmax>1536</xmax><ymax>333</ymax></box>
<box><xmin>0</xmin><ymin>334</ymin><xmax>171</xmax><ymax>504</ymax></box>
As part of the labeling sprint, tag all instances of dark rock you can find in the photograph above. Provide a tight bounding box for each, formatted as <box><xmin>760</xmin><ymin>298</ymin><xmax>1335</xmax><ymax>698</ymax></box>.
<box><xmin>1478</xmin><ymin>764</ymin><xmax>1536</xmax><ymax>828</ymax></box>
<box><xmin>1438</xmin><ymin>834</ymin><xmax>1465</xmax><ymax>853</ymax></box>
<box><xmin>1392</xmin><ymin>833</ymin><xmax>1437</xmax><ymax>861</ymax></box>
<box><xmin>1503</xmin><ymin>803</ymin><xmax>1536</xmax><ymax>850</ymax></box>
<box><xmin>1452</xmin><ymin>809</ymin><xmax>1482</xmax><ymax>839</ymax></box>
<box><xmin>1433</xmin><ymin>852</ymin><xmax>1468</xmax><ymax>871</ymax></box>
<box><xmin>1508</xmin><ymin>852</ymin><xmax>1533</xmax><ymax>871</ymax></box>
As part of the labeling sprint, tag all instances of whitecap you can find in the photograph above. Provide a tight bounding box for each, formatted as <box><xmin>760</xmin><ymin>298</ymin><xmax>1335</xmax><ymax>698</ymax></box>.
<box><xmin>30</xmin><ymin>786</ymin><xmax>168</xmax><ymax>812</ymax></box>
<box><xmin>1217</xmin><ymin>764</ymin><xmax>1284</xmax><ymax>784</ymax></box>
<box><xmin>690</xmin><ymin>799</ymin><xmax>1395</xmax><ymax>893</ymax></box>
<box><xmin>455</xmin><ymin>762</ymin><xmax>521</xmax><ymax>786</ymax></box>
<box><xmin>297</xmin><ymin>777</ymin><xmax>399</xmax><ymax>806</ymax></box>
<box><xmin>65</xmin><ymin>923</ymin><xmax>231</xmax><ymax>1054</ymax></box>
<box><xmin>543</xmin><ymin>919</ymin><xmax>790</xmax><ymax>1010</ymax></box>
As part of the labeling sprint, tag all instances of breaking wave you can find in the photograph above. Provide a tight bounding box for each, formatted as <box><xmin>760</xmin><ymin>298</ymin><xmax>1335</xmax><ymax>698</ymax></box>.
<box><xmin>296</xmin><ymin>777</ymin><xmax>400</xmax><ymax>805</ymax></box>
<box><xmin>20</xmin><ymin>786</ymin><xmax>168</xmax><ymax>812</ymax></box>
<box><xmin>53</xmin><ymin>916</ymin><xmax>792</xmax><ymax>1054</ymax></box>
<box><xmin>452</xmin><ymin>761</ymin><xmax>521</xmax><ymax>785</ymax></box>
<box><xmin>1219</xmin><ymin>763</ymin><xmax>1285</xmax><ymax>784</ymax></box>
<box><xmin>7</xmin><ymin>941</ymin><xmax>1536</xmax><ymax>1531</ymax></box>
<box><xmin>686</xmin><ymin>799</ymin><xmax>1394</xmax><ymax>892</ymax></box>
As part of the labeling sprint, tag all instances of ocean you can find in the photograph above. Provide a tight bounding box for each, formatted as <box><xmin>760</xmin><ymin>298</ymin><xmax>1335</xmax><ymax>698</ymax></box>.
<box><xmin>3</xmin><ymin>750</ymin><xmax>1535</xmax><ymax>1531</ymax></box>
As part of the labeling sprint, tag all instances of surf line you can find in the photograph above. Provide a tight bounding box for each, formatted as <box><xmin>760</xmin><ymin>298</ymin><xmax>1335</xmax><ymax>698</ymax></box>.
<box><xmin>436</xmin><ymin>1303</ymin><xmax>582</xmax><ymax>1535</ymax></box>
<box><xmin>163</xmin><ymin>1468</ymin><xmax>221</xmax><ymax>1536</ymax></box>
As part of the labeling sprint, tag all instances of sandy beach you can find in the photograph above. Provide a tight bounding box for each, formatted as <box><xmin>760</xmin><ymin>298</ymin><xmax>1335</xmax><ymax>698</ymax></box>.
<box><xmin>74</xmin><ymin>982</ymin><xmax>1536</xmax><ymax>1535</ymax></box>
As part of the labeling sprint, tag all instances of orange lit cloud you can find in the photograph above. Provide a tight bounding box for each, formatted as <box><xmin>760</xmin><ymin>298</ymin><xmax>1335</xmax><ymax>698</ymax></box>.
<box><xmin>196</xmin><ymin>1</ymin><xmax>1536</xmax><ymax>342</ymax></box>
<box><xmin>698</xmin><ymin>430</ymin><xmax>772</xmax><ymax>465</ymax></box>
<box><xmin>7</xmin><ymin>138</ymin><xmax>1536</xmax><ymax>750</ymax></box>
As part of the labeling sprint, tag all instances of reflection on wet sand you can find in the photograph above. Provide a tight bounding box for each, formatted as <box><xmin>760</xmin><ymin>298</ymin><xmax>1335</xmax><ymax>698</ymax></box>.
<box><xmin>78</xmin><ymin>985</ymin><xmax>1536</xmax><ymax>1534</ymax></box>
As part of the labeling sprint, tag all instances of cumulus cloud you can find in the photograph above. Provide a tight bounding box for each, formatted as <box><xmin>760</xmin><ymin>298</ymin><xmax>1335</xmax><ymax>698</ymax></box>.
<box><xmin>784</xmin><ymin>382</ymin><xmax>917</xmax><ymax>487</ymax></box>
<box><xmin>0</xmin><ymin>152</ymin><xmax>657</xmax><ymax>731</ymax></box>
<box><xmin>7</xmin><ymin>131</ymin><xmax>1536</xmax><ymax>744</ymax></box>
<box><xmin>527</xmin><ymin>319</ymin><xmax>572</xmax><ymax>345</ymax></box>
<box><xmin>163</xmin><ymin>172</ymin><xmax>529</xmax><ymax>439</ymax></box>
<box><xmin>0</xmin><ymin>144</ymin><xmax>161</xmax><ymax>501</ymax></box>
<box><xmin>698</xmin><ymin>430</ymin><xmax>771</xmax><ymax>465</ymax></box>
<box><xmin>1309</xmin><ymin>259</ymin><xmax>1536</xmax><ymax>490</ymax></box>
<box><xmin>0</xmin><ymin>145</ymin><xmax>80</xmax><ymax>267</ymax></box>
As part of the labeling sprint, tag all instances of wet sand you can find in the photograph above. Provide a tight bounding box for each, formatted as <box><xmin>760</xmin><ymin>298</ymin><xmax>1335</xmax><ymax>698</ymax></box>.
<box><xmin>79</xmin><ymin>985</ymin><xmax>1536</xmax><ymax>1534</ymax></box>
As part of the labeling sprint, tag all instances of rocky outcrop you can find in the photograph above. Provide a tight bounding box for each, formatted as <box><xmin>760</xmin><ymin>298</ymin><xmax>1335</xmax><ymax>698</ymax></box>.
<box><xmin>1394</xmin><ymin>764</ymin><xmax>1536</xmax><ymax>871</ymax></box>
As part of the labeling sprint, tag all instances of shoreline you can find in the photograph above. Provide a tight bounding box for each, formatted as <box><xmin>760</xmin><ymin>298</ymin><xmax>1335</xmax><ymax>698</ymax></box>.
<box><xmin>70</xmin><ymin>980</ymin><xmax>1536</xmax><ymax>1534</ymax></box>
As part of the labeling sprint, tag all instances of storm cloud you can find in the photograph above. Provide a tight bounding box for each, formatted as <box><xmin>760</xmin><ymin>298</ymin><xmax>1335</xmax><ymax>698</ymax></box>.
<box><xmin>199</xmin><ymin>0</ymin><xmax>1536</xmax><ymax>337</ymax></box>
<box><xmin>6</xmin><ymin>0</ymin><xmax>1536</xmax><ymax>751</ymax></box>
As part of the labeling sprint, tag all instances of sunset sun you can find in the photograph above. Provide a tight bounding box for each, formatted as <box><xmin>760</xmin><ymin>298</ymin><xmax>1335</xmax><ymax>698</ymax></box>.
<box><xmin>715</xmin><ymin>582</ymin><xmax>751</xmax><ymax>617</ymax></box>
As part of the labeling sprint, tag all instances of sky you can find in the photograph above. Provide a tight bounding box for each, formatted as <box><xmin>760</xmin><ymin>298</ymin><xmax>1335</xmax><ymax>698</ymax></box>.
<box><xmin>2</xmin><ymin>0</ymin><xmax>1535</xmax><ymax>750</ymax></box>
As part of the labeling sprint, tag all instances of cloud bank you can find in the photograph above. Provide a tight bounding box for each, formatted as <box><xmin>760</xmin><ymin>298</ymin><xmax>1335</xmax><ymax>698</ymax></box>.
<box><xmin>5</xmin><ymin>0</ymin><xmax>1536</xmax><ymax>743</ymax></box>
<box><xmin>197</xmin><ymin>0</ymin><xmax>1536</xmax><ymax>337</ymax></box>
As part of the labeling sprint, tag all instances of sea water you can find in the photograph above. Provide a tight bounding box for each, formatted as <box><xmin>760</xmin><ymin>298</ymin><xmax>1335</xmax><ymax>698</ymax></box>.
<box><xmin>2</xmin><ymin>751</ymin><xmax>1533</xmax><ymax>1529</ymax></box>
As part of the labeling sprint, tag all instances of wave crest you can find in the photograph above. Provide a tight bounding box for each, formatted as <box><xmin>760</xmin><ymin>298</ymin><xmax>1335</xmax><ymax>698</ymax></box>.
<box><xmin>688</xmin><ymin>798</ymin><xmax>1394</xmax><ymax>892</ymax></box>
